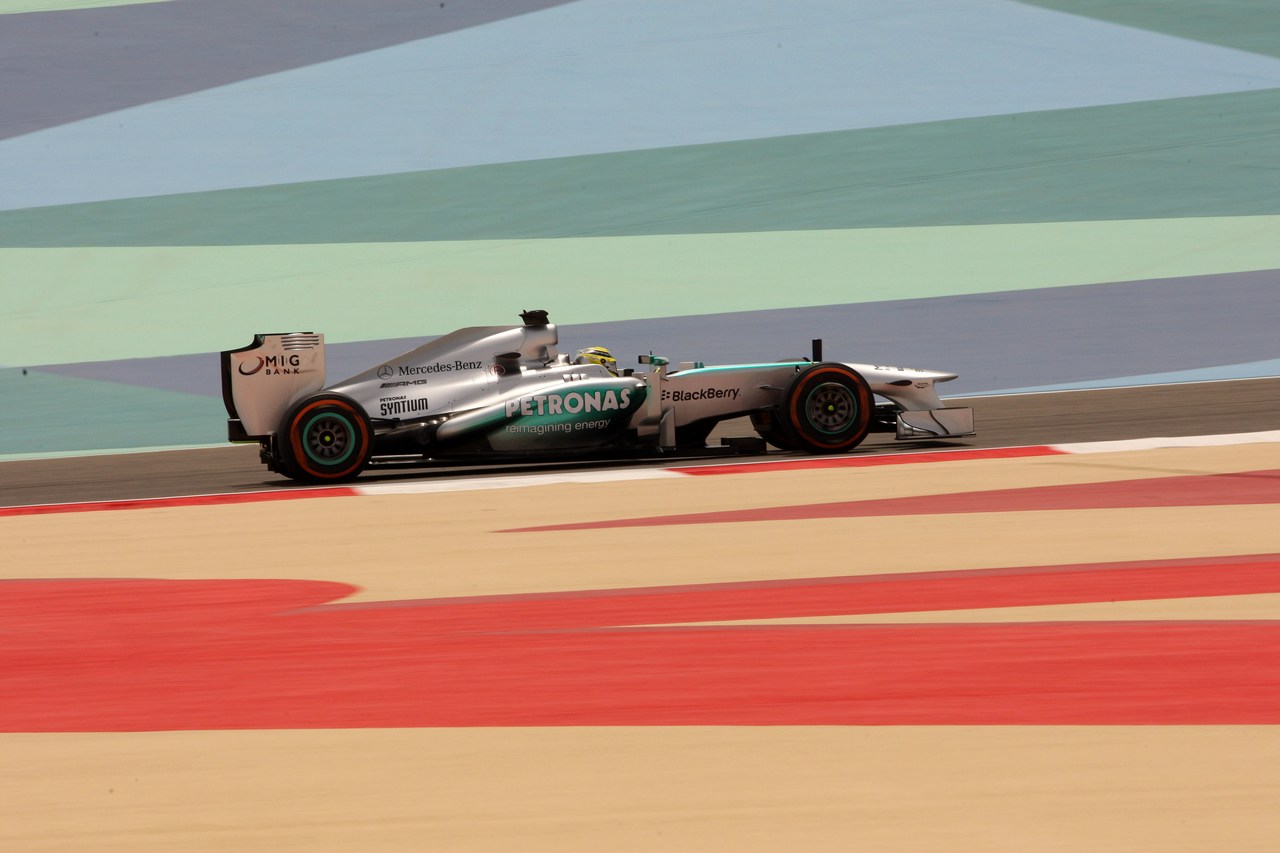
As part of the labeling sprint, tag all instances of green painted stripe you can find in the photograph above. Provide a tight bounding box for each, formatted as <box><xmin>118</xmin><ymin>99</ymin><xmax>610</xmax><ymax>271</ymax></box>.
<box><xmin>0</xmin><ymin>368</ymin><xmax>224</xmax><ymax>454</ymax></box>
<box><xmin>1</xmin><ymin>0</ymin><xmax>170</xmax><ymax>13</ymax></box>
<box><xmin>3</xmin><ymin>89</ymin><xmax>1278</xmax><ymax>247</ymax></box>
<box><xmin>1020</xmin><ymin>0</ymin><xmax>1280</xmax><ymax>59</ymax></box>
<box><xmin>5</xmin><ymin>215</ymin><xmax>1279</xmax><ymax>366</ymax></box>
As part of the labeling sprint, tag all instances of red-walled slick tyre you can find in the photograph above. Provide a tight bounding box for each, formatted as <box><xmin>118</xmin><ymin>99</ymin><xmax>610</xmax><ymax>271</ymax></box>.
<box><xmin>778</xmin><ymin>363</ymin><xmax>873</xmax><ymax>453</ymax></box>
<box><xmin>279</xmin><ymin>394</ymin><xmax>373</xmax><ymax>483</ymax></box>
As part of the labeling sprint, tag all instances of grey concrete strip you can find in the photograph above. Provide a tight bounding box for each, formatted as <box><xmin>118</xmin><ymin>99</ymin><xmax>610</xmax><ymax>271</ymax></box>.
<box><xmin>558</xmin><ymin>269</ymin><xmax>1280</xmax><ymax>396</ymax></box>
<box><xmin>32</xmin><ymin>268</ymin><xmax>1280</xmax><ymax>401</ymax></box>
<box><xmin>33</xmin><ymin>337</ymin><xmax>425</xmax><ymax>398</ymax></box>
<box><xmin>0</xmin><ymin>0</ymin><xmax>573</xmax><ymax>140</ymax></box>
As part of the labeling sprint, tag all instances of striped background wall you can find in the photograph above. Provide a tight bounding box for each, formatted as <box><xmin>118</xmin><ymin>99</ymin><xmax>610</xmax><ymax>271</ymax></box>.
<box><xmin>2</xmin><ymin>0</ymin><xmax>1276</xmax><ymax>457</ymax></box>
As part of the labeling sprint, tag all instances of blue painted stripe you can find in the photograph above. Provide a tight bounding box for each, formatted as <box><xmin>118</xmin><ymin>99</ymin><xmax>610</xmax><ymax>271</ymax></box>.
<box><xmin>6</xmin><ymin>0</ymin><xmax>1280</xmax><ymax>210</ymax></box>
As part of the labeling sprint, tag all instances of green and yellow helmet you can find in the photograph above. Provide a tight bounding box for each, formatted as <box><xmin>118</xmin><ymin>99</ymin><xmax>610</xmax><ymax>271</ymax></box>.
<box><xmin>574</xmin><ymin>346</ymin><xmax>618</xmax><ymax>375</ymax></box>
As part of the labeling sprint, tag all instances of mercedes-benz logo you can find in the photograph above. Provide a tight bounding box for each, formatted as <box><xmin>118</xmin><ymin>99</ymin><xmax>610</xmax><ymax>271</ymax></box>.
<box><xmin>377</xmin><ymin>365</ymin><xmax>394</xmax><ymax>380</ymax></box>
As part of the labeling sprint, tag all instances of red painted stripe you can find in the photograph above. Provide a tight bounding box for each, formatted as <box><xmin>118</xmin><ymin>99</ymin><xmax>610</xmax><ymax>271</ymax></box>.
<box><xmin>3</xmin><ymin>555</ymin><xmax>1279</xmax><ymax>731</ymax></box>
<box><xmin>674</xmin><ymin>444</ymin><xmax>1062</xmax><ymax>475</ymax></box>
<box><xmin>509</xmin><ymin>468</ymin><xmax>1280</xmax><ymax>531</ymax></box>
<box><xmin>0</xmin><ymin>487</ymin><xmax>358</xmax><ymax>518</ymax></box>
<box><xmin>318</xmin><ymin>554</ymin><xmax>1280</xmax><ymax>630</ymax></box>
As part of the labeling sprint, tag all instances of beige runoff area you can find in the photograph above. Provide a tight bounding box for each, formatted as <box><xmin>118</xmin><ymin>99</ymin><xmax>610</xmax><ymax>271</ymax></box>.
<box><xmin>3</xmin><ymin>727</ymin><xmax>1279</xmax><ymax>853</ymax></box>
<box><xmin>5</xmin><ymin>215</ymin><xmax>1280</xmax><ymax>365</ymax></box>
<box><xmin>3</xmin><ymin>441</ymin><xmax>1279</xmax><ymax>851</ymax></box>
<box><xmin>3</xmin><ymin>441</ymin><xmax>1278</xmax><ymax>611</ymax></box>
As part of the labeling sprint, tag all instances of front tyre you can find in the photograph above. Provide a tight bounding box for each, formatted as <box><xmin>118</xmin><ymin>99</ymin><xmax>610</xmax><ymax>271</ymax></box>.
<box><xmin>279</xmin><ymin>394</ymin><xmax>373</xmax><ymax>483</ymax></box>
<box><xmin>779</xmin><ymin>363</ymin><xmax>873</xmax><ymax>454</ymax></box>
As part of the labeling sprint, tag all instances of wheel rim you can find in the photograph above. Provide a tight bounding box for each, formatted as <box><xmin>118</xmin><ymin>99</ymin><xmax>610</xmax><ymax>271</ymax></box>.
<box><xmin>302</xmin><ymin>412</ymin><xmax>356</xmax><ymax>466</ymax></box>
<box><xmin>803</xmin><ymin>382</ymin><xmax>857</xmax><ymax>434</ymax></box>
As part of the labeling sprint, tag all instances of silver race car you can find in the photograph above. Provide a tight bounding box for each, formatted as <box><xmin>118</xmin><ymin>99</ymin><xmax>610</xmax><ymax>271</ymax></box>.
<box><xmin>221</xmin><ymin>310</ymin><xmax>974</xmax><ymax>483</ymax></box>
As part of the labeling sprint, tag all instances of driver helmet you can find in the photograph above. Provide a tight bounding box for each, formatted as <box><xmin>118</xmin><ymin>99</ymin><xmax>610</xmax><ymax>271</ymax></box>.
<box><xmin>574</xmin><ymin>346</ymin><xmax>618</xmax><ymax>375</ymax></box>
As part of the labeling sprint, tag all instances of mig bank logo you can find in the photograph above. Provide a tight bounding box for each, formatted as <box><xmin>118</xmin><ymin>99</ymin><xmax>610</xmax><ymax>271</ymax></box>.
<box><xmin>238</xmin><ymin>354</ymin><xmax>302</xmax><ymax>376</ymax></box>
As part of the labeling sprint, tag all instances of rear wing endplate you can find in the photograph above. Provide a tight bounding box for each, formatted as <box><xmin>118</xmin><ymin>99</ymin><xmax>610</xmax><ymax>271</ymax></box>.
<box><xmin>221</xmin><ymin>333</ymin><xmax>326</xmax><ymax>439</ymax></box>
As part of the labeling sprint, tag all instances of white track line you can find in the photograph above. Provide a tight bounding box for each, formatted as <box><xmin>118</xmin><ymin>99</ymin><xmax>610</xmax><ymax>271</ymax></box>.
<box><xmin>356</xmin><ymin>468</ymin><xmax>680</xmax><ymax>496</ymax></box>
<box><xmin>354</xmin><ymin>431</ymin><xmax>1280</xmax><ymax>496</ymax></box>
<box><xmin>1051</xmin><ymin>430</ymin><xmax>1280</xmax><ymax>454</ymax></box>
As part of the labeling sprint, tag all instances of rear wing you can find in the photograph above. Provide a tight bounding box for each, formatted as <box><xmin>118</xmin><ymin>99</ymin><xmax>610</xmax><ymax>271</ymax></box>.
<box><xmin>221</xmin><ymin>333</ymin><xmax>326</xmax><ymax>440</ymax></box>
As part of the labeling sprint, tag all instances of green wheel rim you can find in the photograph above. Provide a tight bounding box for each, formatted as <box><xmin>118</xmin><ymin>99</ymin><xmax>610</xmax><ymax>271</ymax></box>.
<box><xmin>803</xmin><ymin>381</ymin><xmax>857</xmax><ymax>435</ymax></box>
<box><xmin>301</xmin><ymin>411</ymin><xmax>357</xmax><ymax>466</ymax></box>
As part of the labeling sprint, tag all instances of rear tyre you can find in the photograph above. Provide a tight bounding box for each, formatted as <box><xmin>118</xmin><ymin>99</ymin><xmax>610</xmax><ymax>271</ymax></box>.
<box><xmin>778</xmin><ymin>363</ymin><xmax>873</xmax><ymax>453</ymax></box>
<box><xmin>279</xmin><ymin>394</ymin><xmax>373</xmax><ymax>483</ymax></box>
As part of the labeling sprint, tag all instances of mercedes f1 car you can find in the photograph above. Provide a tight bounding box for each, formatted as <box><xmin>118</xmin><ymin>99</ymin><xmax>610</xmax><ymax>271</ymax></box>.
<box><xmin>221</xmin><ymin>310</ymin><xmax>974</xmax><ymax>483</ymax></box>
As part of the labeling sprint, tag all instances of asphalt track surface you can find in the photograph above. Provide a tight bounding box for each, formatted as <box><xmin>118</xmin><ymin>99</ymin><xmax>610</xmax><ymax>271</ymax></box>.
<box><xmin>3</xmin><ymin>378</ymin><xmax>1276</xmax><ymax>508</ymax></box>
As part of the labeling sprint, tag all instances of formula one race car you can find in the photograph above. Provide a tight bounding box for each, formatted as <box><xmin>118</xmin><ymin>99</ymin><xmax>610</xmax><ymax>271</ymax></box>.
<box><xmin>221</xmin><ymin>310</ymin><xmax>974</xmax><ymax>483</ymax></box>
